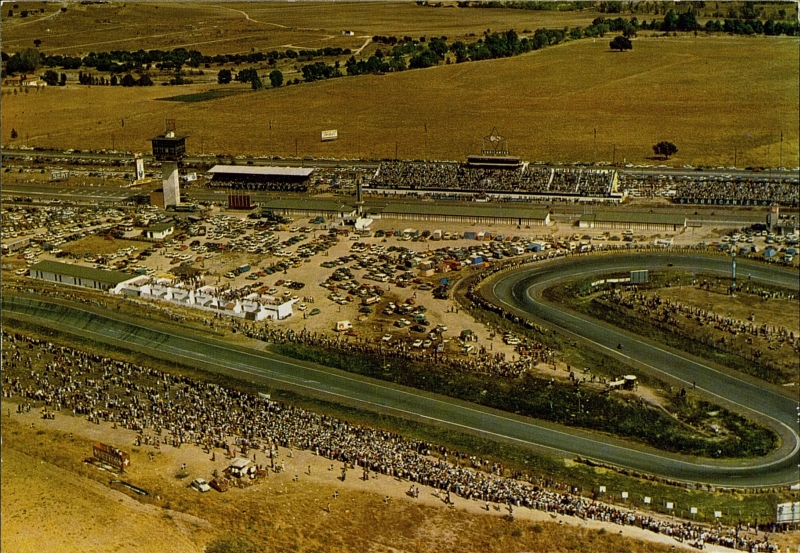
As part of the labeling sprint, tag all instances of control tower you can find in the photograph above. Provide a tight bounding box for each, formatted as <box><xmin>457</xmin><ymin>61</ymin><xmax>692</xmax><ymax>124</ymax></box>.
<box><xmin>150</xmin><ymin>119</ymin><xmax>188</xmax><ymax>208</ymax></box>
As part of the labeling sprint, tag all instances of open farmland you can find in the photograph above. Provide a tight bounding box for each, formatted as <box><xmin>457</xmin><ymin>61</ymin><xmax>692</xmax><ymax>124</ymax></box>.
<box><xmin>3</xmin><ymin>34</ymin><xmax>797</xmax><ymax>167</ymax></box>
<box><xmin>1</xmin><ymin>2</ymin><xmax>604</xmax><ymax>56</ymax></box>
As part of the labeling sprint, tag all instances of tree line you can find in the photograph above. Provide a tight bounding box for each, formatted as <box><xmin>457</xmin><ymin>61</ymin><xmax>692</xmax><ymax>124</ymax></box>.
<box><xmin>10</xmin><ymin>46</ymin><xmax>352</xmax><ymax>75</ymax></box>
<box><xmin>441</xmin><ymin>1</ymin><xmax>795</xmax><ymax>22</ymax></box>
<box><xmin>77</xmin><ymin>71</ymin><xmax>154</xmax><ymax>87</ymax></box>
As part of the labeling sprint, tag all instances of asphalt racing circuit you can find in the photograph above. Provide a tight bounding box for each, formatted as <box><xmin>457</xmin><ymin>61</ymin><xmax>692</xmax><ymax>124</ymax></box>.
<box><xmin>3</xmin><ymin>253</ymin><xmax>799</xmax><ymax>487</ymax></box>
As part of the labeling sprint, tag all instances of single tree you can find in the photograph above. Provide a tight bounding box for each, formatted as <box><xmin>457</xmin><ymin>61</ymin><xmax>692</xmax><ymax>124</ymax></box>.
<box><xmin>236</xmin><ymin>68</ymin><xmax>258</xmax><ymax>83</ymax></box>
<box><xmin>33</xmin><ymin>38</ymin><xmax>42</xmax><ymax>48</ymax></box>
<box><xmin>60</xmin><ymin>73</ymin><xmax>67</xmax><ymax>86</ymax></box>
<box><xmin>268</xmin><ymin>69</ymin><xmax>283</xmax><ymax>88</ymax></box>
<box><xmin>609</xmin><ymin>35</ymin><xmax>633</xmax><ymax>51</ymax></box>
<box><xmin>41</xmin><ymin>69</ymin><xmax>59</xmax><ymax>86</ymax></box>
<box><xmin>653</xmin><ymin>141</ymin><xmax>678</xmax><ymax>159</ymax></box>
<box><xmin>138</xmin><ymin>74</ymin><xmax>154</xmax><ymax>86</ymax></box>
<box><xmin>217</xmin><ymin>68</ymin><xmax>232</xmax><ymax>84</ymax></box>
<box><xmin>662</xmin><ymin>9</ymin><xmax>679</xmax><ymax>32</ymax></box>
<box><xmin>251</xmin><ymin>76</ymin><xmax>263</xmax><ymax>90</ymax></box>
<box><xmin>120</xmin><ymin>74</ymin><xmax>136</xmax><ymax>87</ymax></box>
<box><xmin>10</xmin><ymin>128</ymin><xmax>18</xmax><ymax>140</ymax></box>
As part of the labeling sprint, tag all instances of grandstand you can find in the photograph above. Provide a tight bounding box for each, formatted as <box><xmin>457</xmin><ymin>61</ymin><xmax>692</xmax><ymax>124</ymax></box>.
<box><xmin>207</xmin><ymin>165</ymin><xmax>314</xmax><ymax>192</ymax></box>
<box><xmin>366</xmin><ymin>160</ymin><xmax>622</xmax><ymax>203</ymax></box>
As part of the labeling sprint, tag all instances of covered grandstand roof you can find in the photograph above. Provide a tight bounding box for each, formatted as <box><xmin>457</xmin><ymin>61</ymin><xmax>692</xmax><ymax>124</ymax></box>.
<box><xmin>208</xmin><ymin>165</ymin><xmax>314</xmax><ymax>178</ymax></box>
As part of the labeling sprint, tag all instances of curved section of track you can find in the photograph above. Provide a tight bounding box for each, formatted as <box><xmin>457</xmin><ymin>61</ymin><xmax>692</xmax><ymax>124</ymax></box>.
<box><xmin>484</xmin><ymin>252</ymin><xmax>799</xmax><ymax>487</ymax></box>
<box><xmin>3</xmin><ymin>255</ymin><xmax>798</xmax><ymax>486</ymax></box>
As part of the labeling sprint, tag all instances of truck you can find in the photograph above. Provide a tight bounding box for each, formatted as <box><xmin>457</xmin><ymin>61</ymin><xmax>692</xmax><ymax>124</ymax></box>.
<box><xmin>236</xmin><ymin>264</ymin><xmax>251</xmax><ymax>275</ymax></box>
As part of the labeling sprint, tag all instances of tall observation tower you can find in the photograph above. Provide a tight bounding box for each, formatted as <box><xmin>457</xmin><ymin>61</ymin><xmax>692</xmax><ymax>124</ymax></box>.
<box><xmin>149</xmin><ymin>119</ymin><xmax>188</xmax><ymax>208</ymax></box>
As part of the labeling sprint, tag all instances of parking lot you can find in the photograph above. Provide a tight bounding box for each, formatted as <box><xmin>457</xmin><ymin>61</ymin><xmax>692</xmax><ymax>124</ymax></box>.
<box><xmin>3</xmin><ymin>201</ymin><xmax>797</xmax><ymax>378</ymax></box>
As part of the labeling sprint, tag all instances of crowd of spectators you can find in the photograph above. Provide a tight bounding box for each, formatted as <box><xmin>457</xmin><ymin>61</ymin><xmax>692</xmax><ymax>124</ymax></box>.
<box><xmin>370</xmin><ymin>161</ymin><xmax>616</xmax><ymax>197</ymax></box>
<box><xmin>1</xmin><ymin>331</ymin><xmax>785</xmax><ymax>552</ymax></box>
<box><xmin>600</xmin><ymin>287</ymin><xmax>799</xmax><ymax>362</ymax></box>
<box><xmin>232</xmin><ymin>322</ymin><xmax>551</xmax><ymax>380</ymax></box>
<box><xmin>673</xmin><ymin>176</ymin><xmax>798</xmax><ymax>206</ymax></box>
<box><xmin>206</xmin><ymin>178</ymin><xmax>308</xmax><ymax>192</ymax></box>
<box><xmin>618</xmin><ymin>173</ymin><xmax>799</xmax><ymax>207</ymax></box>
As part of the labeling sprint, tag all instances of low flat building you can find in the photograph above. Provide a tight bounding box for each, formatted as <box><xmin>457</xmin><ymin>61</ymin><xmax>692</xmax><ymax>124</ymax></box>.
<box><xmin>261</xmin><ymin>198</ymin><xmax>356</xmax><ymax>220</ymax></box>
<box><xmin>29</xmin><ymin>260</ymin><xmax>138</xmax><ymax>292</ymax></box>
<box><xmin>144</xmin><ymin>222</ymin><xmax>174</xmax><ymax>240</ymax></box>
<box><xmin>579</xmin><ymin>211</ymin><xmax>686</xmax><ymax>231</ymax></box>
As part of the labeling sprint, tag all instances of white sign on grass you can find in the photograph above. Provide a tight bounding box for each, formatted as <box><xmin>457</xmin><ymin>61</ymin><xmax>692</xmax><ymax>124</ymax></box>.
<box><xmin>321</xmin><ymin>129</ymin><xmax>338</xmax><ymax>141</ymax></box>
<box><xmin>644</xmin><ymin>497</ymin><xmax>651</xmax><ymax>504</ymax></box>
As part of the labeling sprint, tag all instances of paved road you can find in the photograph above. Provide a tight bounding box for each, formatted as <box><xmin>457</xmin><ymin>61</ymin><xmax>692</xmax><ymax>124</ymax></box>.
<box><xmin>4</xmin><ymin>253</ymin><xmax>799</xmax><ymax>486</ymax></box>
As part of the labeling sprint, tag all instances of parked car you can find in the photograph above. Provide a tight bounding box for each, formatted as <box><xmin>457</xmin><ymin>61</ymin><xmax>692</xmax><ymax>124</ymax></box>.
<box><xmin>191</xmin><ymin>478</ymin><xmax>211</xmax><ymax>493</ymax></box>
<box><xmin>309</xmin><ymin>308</ymin><xmax>321</xmax><ymax>316</ymax></box>
<box><xmin>209</xmin><ymin>478</ymin><xmax>229</xmax><ymax>492</ymax></box>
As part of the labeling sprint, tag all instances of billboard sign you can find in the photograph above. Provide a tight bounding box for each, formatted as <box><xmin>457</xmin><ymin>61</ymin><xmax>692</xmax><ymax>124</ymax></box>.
<box><xmin>777</xmin><ymin>502</ymin><xmax>800</xmax><ymax>524</ymax></box>
<box><xmin>93</xmin><ymin>442</ymin><xmax>130</xmax><ymax>471</ymax></box>
<box><xmin>321</xmin><ymin>129</ymin><xmax>338</xmax><ymax>142</ymax></box>
<box><xmin>135</xmin><ymin>158</ymin><xmax>145</xmax><ymax>181</ymax></box>
<box><xmin>50</xmin><ymin>170</ymin><xmax>70</xmax><ymax>182</ymax></box>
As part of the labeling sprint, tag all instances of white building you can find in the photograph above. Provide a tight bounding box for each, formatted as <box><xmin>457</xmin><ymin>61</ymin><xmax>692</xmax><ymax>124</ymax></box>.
<box><xmin>114</xmin><ymin>281</ymin><xmax>294</xmax><ymax>321</ymax></box>
<box><xmin>144</xmin><ymin>223</ymin><xmax>174</xmax><ymax>240</ymax></box>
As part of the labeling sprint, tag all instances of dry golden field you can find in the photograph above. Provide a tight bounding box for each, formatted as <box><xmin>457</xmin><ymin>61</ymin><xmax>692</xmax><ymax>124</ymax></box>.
<box><xmin>1</xmin><ymin>2</ymin><xmax>603</xmax><ymax>56</ymax></box>
<box><xmin>4</xmin><ymin>33</ymin><xmax>797</xmax><ymax>167</ymax></box>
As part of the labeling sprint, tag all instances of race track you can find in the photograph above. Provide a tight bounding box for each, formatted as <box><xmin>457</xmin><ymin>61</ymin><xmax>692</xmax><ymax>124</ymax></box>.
<box><xmin>485</xmin><ymin>252</ymin><xmax>799</xmax><ymax>487</ymax></box>
<box><xmin>3</xmin><ymin>252</ymin><xmax>799</xmax><ymax>486</ymax></box>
